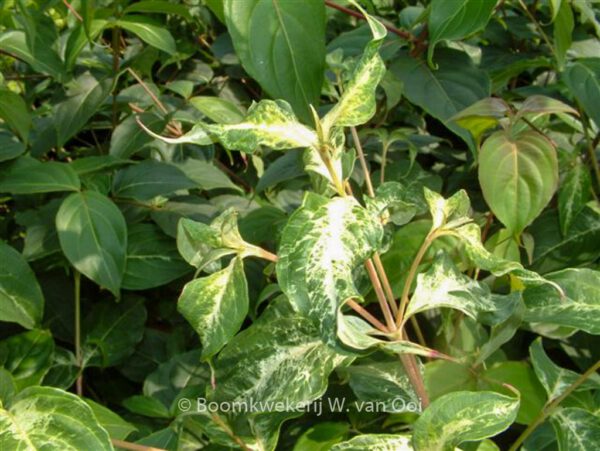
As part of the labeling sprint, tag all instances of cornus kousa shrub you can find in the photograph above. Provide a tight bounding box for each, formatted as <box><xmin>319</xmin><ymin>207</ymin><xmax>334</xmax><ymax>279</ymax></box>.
<box><xmin>0</xmin><ymin>0</ymin><xmax>599</xmax><ymax>450</ymax></box>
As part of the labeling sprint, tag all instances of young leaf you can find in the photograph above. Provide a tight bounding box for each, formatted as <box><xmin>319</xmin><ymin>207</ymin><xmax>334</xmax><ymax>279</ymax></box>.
<box><xmin>515</xmin><ymin>95</ymin><xmax>578</xmax><ymax>121</ymax></box>
<box><xmin>451</xmin><ymin>97</ymin><xmax>510</xmax><ymax>145</ymax></box>
<box><xmin>0</xmin><ymin>386</ymin><xmax>112</xmax><ymax>450</ymax></box>
<box><xmin>331</xmin><ymin>434</ymin><xmax>413</xmax><ymax>450</ymax></box>
<box><xmin>427</xmin><ymin>0</ymin><xmax>497</xmax><ymax>66</ymax></box>
<box><xmin>529</xmin><ymin>338</ymin><xmax>600</xmax><ymax>401</ymax></box>
<box><xmin>178</xmin><ymin>257</ymin><xmax>249</xmax><ymax>359</ymax></box>
<box><xmin>0</xmin><ymin>241</ymin><xmax>44</xmax><ymax>329</ymax></box>
<box><xmin>56</xmin><ymin>191</ymin><xmax>127</xmax><ymax>296</ymax></box>
<box><xmin>322</xmin><ymin>1</ymin><xmax>387</xmax><ymax>133</ymax></box>
<box><xmin>223</xmin><ymin>0</ymin><xmax>326</xmax><ymax>121</ymax></box>
<box><xmin>559</xmin><ymin>158</ymin><xmax>592</xmax><ymax>236</ymax></box>
<box><xmin>479</xmin><ymin>130</ymin><xmax>558</xmax><ymax>236</ymax></box>
<box><xmin>412</xmin><ymin>391</ymin><xmax>519</xmax><ymax>450</ymax></box>
<box><xmin>0</xmin><ymin>161</ymin><xmax>80</xmax><ymax>194</ymax></box>
<box><xmin>189</xmin><ymin>96</ymin><xmax>245</xmax><ymax>124</ymax></box>
<box><xmin>277</xmin><ymin>194</ymin><xmax>383</xmax><ymax>344</ymax></box>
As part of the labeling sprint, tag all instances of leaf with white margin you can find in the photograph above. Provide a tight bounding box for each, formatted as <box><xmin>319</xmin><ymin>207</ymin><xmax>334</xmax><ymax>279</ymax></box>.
<box><xmin>277</xmin><ymin>193</ymin><xmax>383</xmax><ymax>344</ymax></box>
<box><xmin>322</xmin><ymin>0</ymin><xmax>387</xmax><ymax>134</ymax></box>
<box><xmin>140</xmin><ymin>100</ymin><xmax>317</xmax><ymax>153</ymax></box>
<box><xmin>212</xmin><ymin>315</ymin><xmax>350</xmax><ymax>408</ymax></box>
<box><xmin>0</xmin><ymin>386</ymin><xmax>112</xmax><ymax>450</ymax></box>
<box><xmin>331</xmin><ymin>434</ymin><xmax>413</xmax><ymax>450</ymax></box>
<box><xmin>551</xmin><ymin>408</ymin><xmax>600</xmax><ymax>450</ymax></box>
<box><xmin>479</xmin><ymin>130</ymin><xmax>559</xmax><ymax>236</ymax></box>
<box><xmin>523</xmin><ymin>268</ymin><xmax>600</xmax><ymax>335</ymax></box>
<box><xmin>529</xmin><ymin>338</ymin><xmax>600</xmax><ymax>401</ymax></box>
<box><xmin>412</xmin><ymin>391</ymin><xmax>519</xmax><ymax>450</ymax></box>
<box><xmin>403</xmin><ymin>255</ymin><xmax>496</xmax><ymax>324</ymax></box>
<box><xmin>178</xmin><ymin>257</ymin><xmax>248</xmax><ymax>359</ymax></box>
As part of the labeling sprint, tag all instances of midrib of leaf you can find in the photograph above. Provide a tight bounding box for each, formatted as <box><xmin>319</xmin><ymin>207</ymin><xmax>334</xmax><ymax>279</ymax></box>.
<box><xmin>534</xmin><ymin>218</ymin><xmax>600</xmax><ymax>263</ymax></box>
<box><xmin>271</xmin><ymin>0</ymin><xmax>311</xmax><ymax>108</ymax></box>
<box><xmin>94</xmin><ymin>300</ymin><xmax>140</xmax><ymax>343</ymax></box>
<box><xmin>80</xmin><ymin>194</ymin><xmax>118</xmax><ymax>290</ymax></box>
<box><xmin>9</xmin><ymin>331</ymin><xmax>45</xmax><ymax>373</ymax></box>
<box><xmin>1</xmin><ymin>409</ymin><xmax>36</xmax><ymax>450</ymax></box>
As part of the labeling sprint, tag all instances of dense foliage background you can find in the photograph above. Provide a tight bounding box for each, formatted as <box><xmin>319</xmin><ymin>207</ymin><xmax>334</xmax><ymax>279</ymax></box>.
<box><xmin>0</xmin><ymin>0</ymin><xmax>599</xmax><ymax>450</ymax></box>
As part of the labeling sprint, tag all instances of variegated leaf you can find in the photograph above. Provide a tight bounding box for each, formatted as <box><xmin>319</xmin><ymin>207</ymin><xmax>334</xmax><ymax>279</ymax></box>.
<box><xmin>529</xmin><ymin>338</ymin><xmax>600</xmax><ymax>401</ymax></box>
<box><xmin>403</xmin><ymin>255</ymin><xmax>496</xmax><ymax>324</ymax></box>
<box><xmin>205</xmin><ymin>99</ymin><xmax>318</xmax><ymax>153</ymax></box>
<box><xmin>551</xmin><ymin>408</ymin><xmax>600</xmax><ymax>450</ymax></box>
<box><xmin>212</xmin><ymin>315</ymin><xmax>350</xmax><ymax>409</ymax></box>
<box><xmin>412</xmin><ymin>391</ymin><xmax>519</xmax><ymax>450</ymax></box>
<box><xmin>331</xmin><ymin>434</ymin><xmax>413</xmax><ymax>450</ymax></box>
<box><xmin>322</xmin><ymin>1</ymin><xmax>387</xmax><ymax>134</ymax></box>
<box><xmin>277</xmin><ymin>194</ymin><xmax>383</xmax><ymax>344</ymax></box>
<box><xmin>523</xmin><ymin>268</ymin><xmax>600</xmax><ymax>335</ymax></box>
<box><xmin>0</xmin><ymin>386</ymin><xmax>112</xmax><ymax>450</ymax></box>
<box><xmin>178</xmin><ymin>257</ymin><xmax>248</xmax><ymax>359</ymax></box>
<box><xmin>140</xmin><ymin>99</ymin><xmax>318</xmax><ymax>152</ymax></box>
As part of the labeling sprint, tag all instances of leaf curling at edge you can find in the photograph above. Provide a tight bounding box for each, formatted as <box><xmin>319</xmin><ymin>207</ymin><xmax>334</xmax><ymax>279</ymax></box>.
<box><xmin>136</xmin><ymin>99</ymin><xmax>318</xmax><ymax>153</ymax></box>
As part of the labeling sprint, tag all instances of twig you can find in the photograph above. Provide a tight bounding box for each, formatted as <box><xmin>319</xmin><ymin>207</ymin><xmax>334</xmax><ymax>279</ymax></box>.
<box><xmin>62</xmin><ymin>0</ymin><xmax>83</xmax><ymax>21</ymax></box>
<box><xmin>346</xmin><ymin>299</ymin><xmax>390</xmax><ymax>333</ymax></box>
<box><xmin>365</xmin><ymin>259</ymin><xmax>396</xmax><ymax>331</ymax></box>
<box><xmin>351</xmin><ymin>127</ymin><xmax>375</xmax><ymax>197</ymax></box>
<box><xmin>509</xmin><ymin>359</ymin><xmax>600</xmax><ymax>451</ymax></box>
<box><xmin>324</xmin><ymin>0</ymin><xmax>414</xmax><ymax>41</ymax></box>
<box><xmin>74</xmin><ymin>271</ymin><xmax>83</xmax><ymax>396</ymax></box>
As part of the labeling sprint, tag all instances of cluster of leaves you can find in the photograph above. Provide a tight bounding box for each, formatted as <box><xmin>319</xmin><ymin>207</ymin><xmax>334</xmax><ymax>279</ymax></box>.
<box><xmin>1</xmin><ymin>0</ymin><xmax>600</xmax><ymax>450</ymax></box>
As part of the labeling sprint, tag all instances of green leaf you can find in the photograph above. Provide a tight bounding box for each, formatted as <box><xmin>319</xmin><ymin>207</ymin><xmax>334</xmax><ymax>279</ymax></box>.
<box><xmin>529</xmin><ymin>338</ymin><xmax>600</xmax><ymax>402</ymax></box>
<box><xmin>110</xmin><ymin>113</ymin><xmax>167</xmax><ymax>159</ymax></box>
<box><xmin>0</xmin><ymin>132</ymin><xmax>25</xmax><ymax>163</ymax></box>
<box><xmin>123</xmin><ymin>395</ymin><xmax>171</xmax><ymax>419</ymax></box>
<box><xmin>428</xmin><ymin>0</ymin><xmax>496</xmax><ymax>66</ymax></box>
<box><xmin>84</xmin><ymin>399</ymin><xmax>137</xmax><ymax>441</ymax></box>
<box><xmin>176</xmin><ymin>159</ymin><xmax>242</xmax><ymax>193</ymax></box>
<box><xmin>322</xmin><ymin>2</ymin><xmax>387</xmax><ymax>133</ymax></box>
<box><xmin>554</xmin><ymin>0</ymin><xmax>574</xmax><ymax>69</ymax></box>
<box><xmin>479</xmin><ymin>131</ymin><xmax>558</xmax><ymax>235</ymax></box>
<box><xmin>563</xmin><ymin>59</ymin><xmax>600</xmax><ymax>128</ymax></box>
<box><xmin>0</xmin><ymin>386</ymin><xmax>112</xmax><ymax>450</ymax></box>
<box><xmin>559</xmin><ymin>158</ymin><xmax>592</xmax><ymax>235</ymax></box>
<box><xmin>123</xmin><ymin>0</ymin><xmax>192</xmax><ymax>20</ymax></box>
<box><xmin>0</xmin><ymin>241</ymin><xmax>44</xmax><ymax>329</ymax></box>
<box><xmin>189</xmin><ymin>96</ymin><xmax>245</xmax><ymax>124</ymax></box>
<box><xmin>0</xmin><ymin>161</ymin><xmax>80</xmax><ymax>194</ymax></box>
<box><xmin>0</xmin><ymin>329</ymin><xmax>54</xmax><ymax>391</ymax></box>
<box><xmin>523</xmin><ymin>268</ymin><xmax>600</xmax><ymax>335</ymax></box>
<box><xmin>122</xmin><ymin>223</ymin><xmax>190</xmax><ymax>290</ymax></box>
<box><xmin>56</xmin><ymin>191</ymin><xmax>127</xmax><ymax>296</ymax></box>
<box><xmin>404</xmin><ymin>255</ymin><xmax>496</xmax><ymax>324</ymax></box>
<box><xmin>178</xmin><ymin>257</ymin><xmax>248</xmax><ymax>359</ymax></box>
<box><xmin>412</xmin><ymin>391</ymin><xmax>520</xmax><ymax>450</ymax></box>
<box><xmin>54</xmin><ymin>77</ymin><xmax>112</xmax><ymax>147</ymax></box>
<box><xmin>293</xmin><ymin>422</ymin><xmax>349</xmax><ymax>451</ymax></box>
<box><xmin>276</xmin><ymin>194</ymin><xmax>383</xmax><ymax>344</ymax></box>
<box><xmin>223</xmin><ymin>0</ymin><xmax>326</xmax><ymax>121</ymax></box>
<box><xmin>83</xmin><ymin>297</ymin><xmax>147</xmax><ymax>367</ymax></box>
<box><xmin>551</xmin><ymin>408</ymin><xmax>600</xmax><ymax>450</ymax></box>
<box><xmin>118</xmin><ymin>16</ymin><xmax>176</xmax><ymax>54</ymax></box>
<box><xmin>112</xmin><ymin>161</ymin><xmax>196</xmax><ymax>200</ymax></box>
<box><xmin>515</xmin><ymin>95</ymin><xmax>579</xmax><ymax>120</ymax></box>
<box><xmin>0</xmin><ymin>88</ymin><xmax>30</xmax><ymax>143</ymax></box>
<box><xmin>331</xmin><ymin>434</ymin><xmax>413</xmax><ymax>450</ymax></box>
<box><xmin>391</xmin><ymin>49</ymin><xmax>490</xmax><ymax>151</ymax></box>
